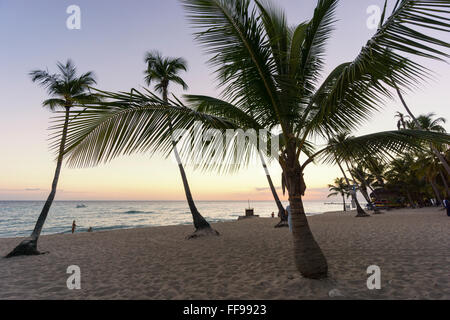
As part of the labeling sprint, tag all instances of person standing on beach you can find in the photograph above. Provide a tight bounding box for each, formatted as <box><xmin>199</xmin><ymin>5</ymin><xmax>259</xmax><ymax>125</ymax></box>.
<box><xmin>444</xmin><ymin>198</ymin><xmax>450</xmax><ymax>217</ymax></box>
<box><xmin>72</xmin><ymin>221</ymin><xmax>77</xmax><ymax>234</ymax></box>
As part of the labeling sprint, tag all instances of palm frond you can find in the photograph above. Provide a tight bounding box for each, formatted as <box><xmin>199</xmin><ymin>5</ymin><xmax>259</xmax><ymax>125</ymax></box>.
<box><xmin>318</xmin><ymin>130</ymin><xmax>450</xmax><ymax>166</ymax></box>
<box><xmin>306</xmin><ymin>0</ymin><xmax>450</xmax><ymax>138</ymax></box>
<box><xmin>52</xmin><ymin>88</ymin><xmax>257</xmax><ymax>173</ymax></box>
<box><xmin>182</xmin><ymin>0</ymin><xmax>286</xmax><ymax>133</ymax></box>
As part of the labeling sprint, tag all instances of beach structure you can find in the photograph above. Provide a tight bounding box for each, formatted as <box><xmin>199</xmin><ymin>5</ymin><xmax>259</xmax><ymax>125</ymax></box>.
<box><xmin>238</xmin><ymin>201</ymin><xmax>259</xmax><ymax>220</ymax></box>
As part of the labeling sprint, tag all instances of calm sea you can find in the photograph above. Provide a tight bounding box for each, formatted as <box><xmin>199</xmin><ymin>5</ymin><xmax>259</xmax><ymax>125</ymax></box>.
<box><xmin>0</xmin><ymin>201</ymin><xmax>343</xmax><ymax>238</ymax></box>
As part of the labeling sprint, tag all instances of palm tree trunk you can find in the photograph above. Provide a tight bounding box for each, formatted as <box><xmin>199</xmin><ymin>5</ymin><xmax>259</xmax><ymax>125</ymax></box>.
<box><xmin>259</xmin><ymin>151</ymin><xmax>287</xmax><ymax>227</ymax></box>
<box><xmin>337</xmin><ymin>161</ymin><xmax>369</xmax><ymax>217</ymax></box>
<box><xmin>350</xmin><ymin>167</ymin><xmax>379</xmax><ymax>213</ymax></box>
<box><xmin>172</xmin><ymin>141</ymin><xmax>211</xmax><ymax>231</ymax></box>
<box><xmin>6</xmin><ymin>106</ymin><xmax>71</xmax><ymax>258</ymax></box>
<box><xmin>394</xmin><ymin>81</ymin><xmax>450</xmax><ymax>176</ymax></box>
<box><xmin>284</xmin><ymin>159</ymin><xmax>328</xmax><ymax>279</ymax></box>
<box><xmin>162</xmin><ymin>88</ymin><xmax>218</xmax><ymax>238</ymax></box>
<box><xmin>342</xmin><ymin>194</ymin><xmax>347</xmax><ymax>212</ymax></box>
<box><xmin>430</xmin><ymin>178</ymin><xmax>443</xmax><ymax>207</ymax></box>
<box><xmin>439</xmin><ymin>170</ymin><xmax>450</xmax><ymax>197</ymax></box>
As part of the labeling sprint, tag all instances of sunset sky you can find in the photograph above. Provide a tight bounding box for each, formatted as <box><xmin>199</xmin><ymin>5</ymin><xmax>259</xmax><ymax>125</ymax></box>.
<box><xmin>1</xmin><ymin>0</ymin><xmax>449</xmax><ymax>201</ymax></box>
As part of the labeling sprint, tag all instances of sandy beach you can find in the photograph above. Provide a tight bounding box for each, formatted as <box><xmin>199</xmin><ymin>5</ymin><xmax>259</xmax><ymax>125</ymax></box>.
<box><xmin>0</xmin><ymin>207</ymin><xmax>449</xmax><ymax>300</ymax></box>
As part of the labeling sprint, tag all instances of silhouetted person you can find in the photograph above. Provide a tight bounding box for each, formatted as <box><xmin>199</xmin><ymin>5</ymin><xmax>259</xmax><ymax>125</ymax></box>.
<box><xmin>443</xmin><ymin>198</ymin><xmax>450</xmax><ymax>217</ymax></box>
<box><xmin>71</xmin><ymin>220</ymin><xmax>77</xmax><ymax>234</ymax></box>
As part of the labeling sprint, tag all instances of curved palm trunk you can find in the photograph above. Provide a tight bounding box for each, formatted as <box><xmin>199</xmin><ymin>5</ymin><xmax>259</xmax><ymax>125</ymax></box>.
<box><xmin>172</xmin><ymin>143</ymin><xmax>214</xmax><ymax>230</ymax></box>
<box><xmin>430</xmin><ymin>178</ymin><xmax>443</xmax><ymax>207</ymax></box>
<box><xmin>284</xmin><ymin>160</ymin><xmax>328</xmax><ymax>279</ymax></box>
<box><xmin>337</xmin><ymin>161</ymin><xmax>369</xmax><ymax>217</ymax></box>
<box><xmin>6</xmin><ymin>106</ymin><xmax>71</xmax><ymax>258</ymax></box>
<box><xmin>351</xmin><ymin>166</ymin><xmax>379</xmax><ymax>213</ymax></box>
<box><xmin>394</xmin><ymin>82</ymin><xmax>450</xmax><ymax>176</ymax></box>
<box><xmin>258</xmin><ymin>151</ymin><xmax>287</xmax><ymax>227</ymax></box>
<box><xmin>163</xmin><ymin>88</ymin><xmax>218</xmax><ymax>238</ymax></box>
<box><xmin>439</xmin><ymin>170</ymin><xmax>450</xmax><ymax>197</ymax></box>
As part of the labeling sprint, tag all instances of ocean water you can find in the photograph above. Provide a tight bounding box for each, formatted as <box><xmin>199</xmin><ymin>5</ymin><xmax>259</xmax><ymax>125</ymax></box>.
<box><xmin>0</xmin><ymin>201</ymin><xmax>343</xmax><ymax>238</ymax></box>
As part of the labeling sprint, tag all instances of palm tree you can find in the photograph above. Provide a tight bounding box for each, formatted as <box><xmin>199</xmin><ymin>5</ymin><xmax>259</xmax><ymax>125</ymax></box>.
<box><xmin>407</xmin><ymin>113</ymin><xmax>447</xmax><ymax>133</ymax></box>
<box><xmin>414</xmin><ymin>153</ymin><xmax>444</xmax><ymax>206</ymax></box>
<box><xmin>408</xmin><ymin>113</ymin><xmax>449</xmax><ymax>197</ymax></box>
<box><xmin>328</xmin><ymin>178</ymin><xmax>349</xmax><ymax>212</ymax></box>
<box><xmin>350</xmin><ymin>164</ymin><xmax>379</xmax><ymax>212</ymax></box>
<box><xmin>58</xmin><ymin>0</ymin><xmax>450</xmax><ymax>279</ymax></box>
<box><xmin>395</xmin><ymin>112</ymin><xmax>410</xmax><ymax>130</ymax></box>
<box><xmin>325</xmin><ymin>132</ymin><xmax>370</xmax><ymax>217</ymax></box>
<box><xmin>6</xmin><ymin>60</ymin><xmax>96</xmax><ymax>258</ymax></box>
<box><xmin>144</xmin><ymin>51</ymin><xmax>219</xmax><ymax>238</ymax></box>
<box><xmin>385</xmin><ymin>156</ymin><xmax>418</xmax><ymax>208</ymax></box>
<box><xmin>394</xmin><ymin>79</ymin><xmax>450</xmax><ymax>175</ymax></box>
<box><xmin>364</xmin><ymin>156</ymin><xmax>386</xmax><ymax>189</ymax></box>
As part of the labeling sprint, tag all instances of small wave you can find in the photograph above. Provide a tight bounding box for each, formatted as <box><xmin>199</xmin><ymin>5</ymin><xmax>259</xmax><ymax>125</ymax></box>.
<box><xmin>123</xmin><ymin>210</ymin><xmax>155</xmax><ymax>215</ymax></box>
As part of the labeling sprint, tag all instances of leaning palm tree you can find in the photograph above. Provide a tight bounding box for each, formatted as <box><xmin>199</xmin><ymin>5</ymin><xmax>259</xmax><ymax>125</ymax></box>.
<box><xmin>144</xmin><ymin>51</ymin><xmax>219</xmax><ymax>238</ymax></box>
<box><xmin>58</xmin><ymin>0</ymin><xmax>450</xmax><ymax>279</ymax></box>
<box><xmin>350</xmin><ymin>164</ymin><xmax>379</xmax><ymax>211</ymax></box>
<box><xmin>328</xmin><ymin>178</ymin><xmax>349</xmax><ymax>212</ymax></box>
<box><xmin>325</xmin><ymin>132</ymin><xmax>370</xmax><ymax>217</ymax></box>
<box><xmin>6</xmin><ymin>60</ymin><xmax>97</xmax><ymax>258</ymax></box>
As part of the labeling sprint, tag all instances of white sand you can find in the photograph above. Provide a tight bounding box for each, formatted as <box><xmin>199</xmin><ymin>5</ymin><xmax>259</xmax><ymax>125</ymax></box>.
<box><xmin>0</xmin><ymin>207</ymin><xmax>449</xmax><ymax>300</ymax></box>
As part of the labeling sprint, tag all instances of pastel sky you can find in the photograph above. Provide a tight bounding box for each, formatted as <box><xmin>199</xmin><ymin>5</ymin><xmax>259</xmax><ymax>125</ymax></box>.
<box><xmin>0</xmin><ymin>0</ymin><xmax>449</xmax><ymax>201</ymax></box>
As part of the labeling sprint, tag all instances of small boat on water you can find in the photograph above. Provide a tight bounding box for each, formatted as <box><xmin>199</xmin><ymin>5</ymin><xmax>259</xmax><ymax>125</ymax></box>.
<box><xmin>76</xmin><ymin>204</ymin><xmax>87</xmax><ymax>209</ymax></box>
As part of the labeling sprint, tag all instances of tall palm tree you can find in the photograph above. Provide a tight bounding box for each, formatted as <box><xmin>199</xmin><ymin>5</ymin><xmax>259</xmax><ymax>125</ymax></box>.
<box><xmin>144</xmin><ymin>51</ymin><xmax>219</xmax><ymax>238</ymax></box>
<box><xmin>6</xmin><ymin>60</ymin><xmax>96</xmax><ymax>258</ymax></box>
<box><xmin>328</xmin><ymin>178</ymin><xmax>349</xmax><ymax>212</ymax></box>
<box><xmin>395</xmin><ymin>112</ymin><xmax>410</xmax><ymax>130</ymax></box>
<box><xmin>58</xmin><ymin>0</ymin><xmax>450</xmax><ymax>279</ymax></box>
